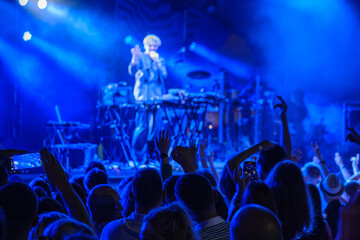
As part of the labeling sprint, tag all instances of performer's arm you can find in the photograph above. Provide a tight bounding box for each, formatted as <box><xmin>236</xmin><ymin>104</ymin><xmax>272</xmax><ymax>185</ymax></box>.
<box><xmin>274</xmin><ymin>96</ymin><xmax>292</xmax><ymax>160</ymax></box>
<box><xmin>129</xmin><ymin>45</ymin><xmax>141</xmax><ymax>75</ymax></box>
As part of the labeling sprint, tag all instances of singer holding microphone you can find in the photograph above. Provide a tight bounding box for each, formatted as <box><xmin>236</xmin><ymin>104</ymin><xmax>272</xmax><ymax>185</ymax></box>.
<box><xmin>128</xmin><ymin>34</ymin><xmax>167</xmax><ymax>162</ymax></box>
<box><xmin>128</xmin><ymin>34</ymin><xmax>167</xmax><ymax>101</ymax></box>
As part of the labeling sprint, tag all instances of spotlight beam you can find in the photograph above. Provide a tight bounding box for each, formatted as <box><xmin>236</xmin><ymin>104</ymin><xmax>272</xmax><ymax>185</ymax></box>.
<box><xmin>189</xmin><ymin>42</ymin><xmax>252</xmax><ymax>79</ymax></box>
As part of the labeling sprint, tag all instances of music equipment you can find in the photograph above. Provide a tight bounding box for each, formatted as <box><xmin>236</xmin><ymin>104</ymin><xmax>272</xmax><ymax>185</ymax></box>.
<box><xmin>101</xmin><ymin>82</ymin><xmax>132</xmax><ymax>106</ymax></box>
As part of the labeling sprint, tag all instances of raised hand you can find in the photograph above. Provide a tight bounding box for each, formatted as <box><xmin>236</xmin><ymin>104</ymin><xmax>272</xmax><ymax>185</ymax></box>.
<box><xmin>189</xmin><ymin>138</ymin><xmax>199</xmax><ymax>169</ymax></box>
<box><xmin>352</xmin><ymin>154</ymin><xmax>359</xmax><ymax>168</ymax></box>
<box><xmin>171</xmin><ymin>146</ymin><xmax>195</xmax><ymax>173</ymax></box>
<box><xmin>40</xmin><ymin>147</ymin><xmax>68</xmax><ymax>191</ymax></box>
<box><xmin>130</xmin><ymin>45</ymin><xmax>141</xmax><ymax>66</ymax></box>
<box><xmin>231</xmin><ymin>166</ymin><xmax>254</xmax><ymax>193</ymax></box>
<box><xmin>155</xmin><ymin>130</ymin><xmax>171</xmax><ymax>155</ymax></box>
<box><xmin>274</xmin><ymin>96</ymin><xmax>288</xmax><ymax>119</ymax></box>
<box><xmin>130</xmin><ymin>45</ymin><xmax>141</xmax><ymax>57</ymax></box>
<box><xmin>199</xmin><ymin>142</ymin><xmax>209</xmax><ymax>169</ymax></box>
<box><xmin>292</xmin><ymin>148</ymin><xmax>303</xmax><ymax>163</ymax></box>
<box><xmin>311</xmin><ymin>142</ymin><xmax>322</xmax><ymax>158</ymax></box>
<box><xmin>335</xmin><ymin>152</ymin><xmax>345</xmax><ymax>168</ymax></box>
<box><xmin>227</xmin><ymin>165</ymin><xmax>257</xmax><ymax>222</ymax></box>
<box><xmin>346</xmin><ymin>127</ymin><xmax>360</xmax><ymax>145</ymax></box>
<box><xmin>189</xmin><ymin>138</ymin><xmax>198</xmax><ymax>155</ymax></box>
<box><xmin>40</xmin><ymin>147</ymin><xmax>94</xmax><ymax>229</ymax></box>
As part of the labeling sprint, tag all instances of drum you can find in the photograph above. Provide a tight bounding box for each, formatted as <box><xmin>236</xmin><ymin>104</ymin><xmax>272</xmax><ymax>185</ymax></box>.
<box><xmin>102</xmin><ymin>82</ymin><xmax>132</xmax><ymax>106</ymax></box>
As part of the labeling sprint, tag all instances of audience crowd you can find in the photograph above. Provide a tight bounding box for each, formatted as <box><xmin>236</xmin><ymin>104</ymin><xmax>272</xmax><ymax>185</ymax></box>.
<box><xmin>0</xmin><ymin>96</ymin><xmax>360</xmax><ymax>240</ymax></box>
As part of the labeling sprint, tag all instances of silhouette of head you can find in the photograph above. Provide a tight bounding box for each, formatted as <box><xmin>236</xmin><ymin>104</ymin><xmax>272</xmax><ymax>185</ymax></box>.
<box><xmin>241</xmin><ymin>180</ymin><xmax>277</xmax><ymax>214</ymax></box>
<box><xmin>84</xmin><ymin>168</ymin><xmax>108</xmax><ymax>193</ymax></box>
<box><xmin>257</xmin><ymin>144</ymin><xmax>286</xmax><ymax>180</ymax></box>
<box><xmin>140</xmin><ymin>203</ymin><xmax>195</xmax><ymax>240</ymax></box>
<box><xmin>175</xmin><ymin>173</ymin><xmax>216</xmax><ymax>222</ymax></box>
<box><xmin>0</xmin><ymin>182</ymin><xmax>38</xmax><ymax>240</ymax></box>
<box><xmin>131</xmin><ymin>168</ymin><xmax>163</xmax><ymax>212</ymax></box>
<box><xmin>230</xmin><ymin>204</ymin><xmax>282</xmax><ymax>240</ymax></box>
<box><xmin>87</xmin><ymin>184</ymin><xmax>122</xmax><ymax>223</ymax></box>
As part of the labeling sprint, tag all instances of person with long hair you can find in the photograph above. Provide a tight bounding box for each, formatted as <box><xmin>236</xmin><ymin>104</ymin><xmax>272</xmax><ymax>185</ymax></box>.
<box><xmin>304</xmin><ymin>184</ymin><xmax>332</xmax><ymax>240</ymax></box>
<box><xmin>240</xmin><ymin>180</ymin><xmax>277</xmax><ymax>215</ymax></box>
<box><xmin>266</xmin><ymin>160</ymin><xmax>313</xmax><ymax>240</ymax></box>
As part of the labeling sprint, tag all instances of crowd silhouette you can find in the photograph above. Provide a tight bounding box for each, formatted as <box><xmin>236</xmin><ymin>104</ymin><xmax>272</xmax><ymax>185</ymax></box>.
<box><xmin>0</xmin><ymin>96</ymin><xmax>360</xmax><ymax>240</ymax></box>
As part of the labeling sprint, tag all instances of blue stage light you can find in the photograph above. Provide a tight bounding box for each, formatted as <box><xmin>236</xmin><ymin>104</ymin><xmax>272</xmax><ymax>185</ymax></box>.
<box><xmin>23</xmin><ymin>31</ymin><xmax>32</xmax><ymax>41</ymax></box>
<box><xmin>124</xmin><ymin>35</ymin><xmax>133</xmax><ymax>45</ymax></box>
<box><xmin>38</xmin><ymin>0</ymin><xmax>47</xmax><ymax>9</ymax></box>
<box><xmin>189</xmin><ymin>42</ymin><xmax>197</xmax><ymax>51</ymax></box>
<box><xmin>19</xmin><ymin>0</ymin><xmax>28</xmax><ymax>6</ymax></box>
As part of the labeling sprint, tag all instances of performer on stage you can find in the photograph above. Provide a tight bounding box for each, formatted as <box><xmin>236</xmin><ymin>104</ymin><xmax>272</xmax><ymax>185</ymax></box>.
<box><xmin>129</xmin><ymin>34</ymin><xmax>167</xmax><ymax>101</ymax></box>
<box><xmin>128</xmin><ymin>34</ymin><xmax>167</xmax><ymax>162</ymax></box>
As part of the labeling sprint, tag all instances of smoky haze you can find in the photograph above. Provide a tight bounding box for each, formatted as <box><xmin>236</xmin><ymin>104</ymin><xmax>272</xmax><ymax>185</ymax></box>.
<box><xmin>248</xmin><ymin>0</ymin><xmax>360</xmax><ymax>101</ymax></box>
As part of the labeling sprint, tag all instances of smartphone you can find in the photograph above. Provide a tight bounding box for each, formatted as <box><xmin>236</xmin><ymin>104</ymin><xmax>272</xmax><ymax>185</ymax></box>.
<box><xmin>11</xmin><ymin>152</ymin><xmax>42</xmax><ymax>171</ymax></box>
<box><xmin>240</xmin><ymin>159</ymin><xmax>257</xmax><ymax>179</ymax></box>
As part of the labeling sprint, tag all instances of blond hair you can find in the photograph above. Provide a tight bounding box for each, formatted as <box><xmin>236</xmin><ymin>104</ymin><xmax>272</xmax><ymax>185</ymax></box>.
<box><xmin>143</xmin><ymin>34</ymin><xmax>161</xmax><ymax>47</ymax></box>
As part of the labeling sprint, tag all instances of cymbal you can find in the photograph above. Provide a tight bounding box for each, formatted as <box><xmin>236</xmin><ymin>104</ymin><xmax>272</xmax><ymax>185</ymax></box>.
<box><xmin>187</xmin><ymin>70</ymin><xmax>211</xmax><ymax>79</ymax></box>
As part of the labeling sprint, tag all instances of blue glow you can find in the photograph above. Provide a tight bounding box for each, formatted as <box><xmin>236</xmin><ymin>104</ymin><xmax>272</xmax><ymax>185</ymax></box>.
<box><xmin>189</xmin><ymin>42</ymin><xmax>251</xmax><ymax>79</ymax></box>
<box><xmin>189</xmin><ymin>42</ymin><xmax>196</xmax><ymax>51</ymax></box>
<box><xmin>124</xmin><ymin>35</ymin><xmax>141</xmax><ymax>47</ymax></box>
<box><xmin>252</xmin><ymin>0</ymin><xmax>360</xmax><ymax>96</ymax></box>
<box><xmin>46</xmin><ymin>3</ymin><xmax>68</xmax><ymax>17</ymax></box>
<box><xmin>0</xmin><ymin>38</ymin><xmax>45</xmax><ymax>99</ymax></box>
<box><xmin>31</xmin><ymin>37</ymin><xmax>93</xmax><ymax>79</ymax></box>
<box><xmin>23</xmin><ymin>31</ymin><xmax>32</xmax><ymax>41</ymax></box>
<box><xmin>124</xmin><ymin>35</ymin><xmax>132</xmax><ymax>44</ymax></box>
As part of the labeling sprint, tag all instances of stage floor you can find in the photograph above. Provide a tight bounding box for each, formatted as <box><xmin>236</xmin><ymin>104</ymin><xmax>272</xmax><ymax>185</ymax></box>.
<box><xmin>13</xmin><ymin>160</ymin><xmax>227</xmax><ymax>187</ymax></box>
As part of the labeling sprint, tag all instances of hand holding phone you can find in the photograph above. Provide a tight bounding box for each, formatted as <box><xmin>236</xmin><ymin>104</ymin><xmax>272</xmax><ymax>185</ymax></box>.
<box><xmin>240</xmin><ymin>158</ymin><xmax>257</xmax><ymax>180</ymax></box>
<box><xmin>11</xmin><ymin>152</ymin><xmax>42</xmax><ymax>171</ymax></box>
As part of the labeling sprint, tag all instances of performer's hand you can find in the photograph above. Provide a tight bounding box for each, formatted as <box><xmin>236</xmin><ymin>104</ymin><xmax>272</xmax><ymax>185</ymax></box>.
<box><xmin>149</xmin><ymin>51</ymin><xmax>159</xmax><ymax>61</ymax></box>
<box><xmin>135</xmin><ymin>70</ymin><xmax>144</xmax><ymax>79</ymax></box>
<box><xmin>130</xmin><ymin>45</ymin><xmax>141</xmax><ymax>57</ymax></box>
